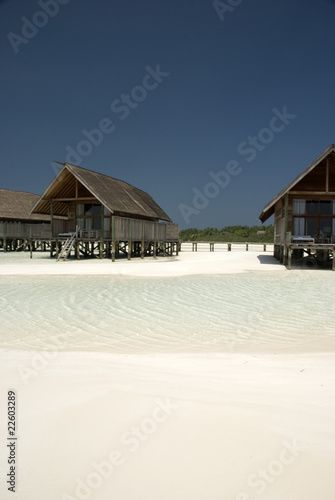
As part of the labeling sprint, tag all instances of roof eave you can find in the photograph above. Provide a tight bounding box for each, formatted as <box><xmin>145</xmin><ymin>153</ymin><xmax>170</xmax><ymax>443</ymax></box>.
<box><xmin>30</xmin><ymin>163</ymin><xmax>67</xmax><ymax>214</ymax></box>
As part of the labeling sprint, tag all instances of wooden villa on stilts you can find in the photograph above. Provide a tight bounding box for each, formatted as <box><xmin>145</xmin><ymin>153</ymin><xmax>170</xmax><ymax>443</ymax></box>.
<box><xmin>30</xmin><ymin>163</ymin><xmax>179</xmax><ymax>261</ymax></box>
<box><xmin>0</xmin><ymin>189</ymin><xmax>54</xmax><ymax>251</ymax></box>
<box><xmin>259</xmin><ymin>144</ymin><xmax>335</xmax><ymax>270</ymax></box>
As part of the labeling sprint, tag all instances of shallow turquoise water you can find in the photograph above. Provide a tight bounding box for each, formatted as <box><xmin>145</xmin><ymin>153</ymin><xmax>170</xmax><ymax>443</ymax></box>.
<box><xmin>0</xmin><ymin>271</ymin><xmax>334</xmax><ymax>353</ymax></box>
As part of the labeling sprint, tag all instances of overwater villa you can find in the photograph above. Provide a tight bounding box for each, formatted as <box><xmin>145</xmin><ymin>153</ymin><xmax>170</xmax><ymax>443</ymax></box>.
<box><xmin>259</xmin><ymin>144</ymin><xmax>335</xmax><ymax>269</ymax></box>
<box><xmin>0</xmin><ymin>189</ymin><xmax>54</xmax><ymax>251</ymax></box>
<box><xmin>31</xmin><ymin>163</ymin><xmax>179</xmax><ymax>260</ymax></box>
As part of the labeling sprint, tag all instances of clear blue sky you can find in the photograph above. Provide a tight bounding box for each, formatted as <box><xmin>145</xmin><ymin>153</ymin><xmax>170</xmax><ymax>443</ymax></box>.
<box><xmin>1</xmin><ymin>0</ymin><xmax>335</xmax><ymax>229</ymax></box>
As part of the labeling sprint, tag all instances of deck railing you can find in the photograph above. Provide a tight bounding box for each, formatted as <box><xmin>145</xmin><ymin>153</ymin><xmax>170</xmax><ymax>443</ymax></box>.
<box><xmin>77</xmin><ymin>218</ymin><xmax>178</xmax><ymax>242</ymax></box>
<box><xmin>0</xmin><ymin>222</ymin><xmax>52</xmax><ymax>239</ymax></box>
<box><xmin>0</xmin><ymin>218</ymin><xmax>179</xmax><ymax>242</ymax></box>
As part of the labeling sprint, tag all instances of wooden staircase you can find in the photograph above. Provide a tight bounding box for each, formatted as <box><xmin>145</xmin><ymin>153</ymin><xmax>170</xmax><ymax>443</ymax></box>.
<box><xmin>57</xmin><ymin>227</ymin><xmax>79</xmax><ymax>261</ymax></box>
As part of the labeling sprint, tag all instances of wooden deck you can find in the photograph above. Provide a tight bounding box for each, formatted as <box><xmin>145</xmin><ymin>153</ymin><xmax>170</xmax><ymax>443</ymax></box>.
<box><xmin>0</xmin><ymin>218</ymin><xmax>179</xmax><ymax>260</ymax></box>
<box><xmin>274</xmin><ymin>239</ymin><xmax>335</xmax><ymax>270</ymax></box>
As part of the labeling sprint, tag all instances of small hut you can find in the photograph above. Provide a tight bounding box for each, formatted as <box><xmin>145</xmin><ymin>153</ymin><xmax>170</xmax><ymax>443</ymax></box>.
<box><xmin>0</xmin><ymin>189</ymin><xmax>52</xmax><ymax>250</ymax></box>
<box><xmin>259</xmin><ymin>144</ymin><xmax>335</xmax><ymax>268</ymax></box>
<box><xmin>31</xmin><ymin>163</ymin><xmax>179</xmax><ymax>260</ymax></box>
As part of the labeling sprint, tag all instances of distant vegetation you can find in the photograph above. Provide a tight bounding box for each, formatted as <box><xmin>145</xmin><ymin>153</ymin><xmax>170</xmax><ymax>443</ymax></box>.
<box><xmin>179</xmin><ymin>225</ymin><xmax>274</xmax><ymax>243</ymax></box>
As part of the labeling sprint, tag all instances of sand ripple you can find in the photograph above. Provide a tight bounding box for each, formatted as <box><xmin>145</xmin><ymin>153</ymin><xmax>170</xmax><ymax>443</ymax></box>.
<box><xmin>1</xmin><ymin>272</ymin><xmax>334</xmax><ymax>353</ymax></box>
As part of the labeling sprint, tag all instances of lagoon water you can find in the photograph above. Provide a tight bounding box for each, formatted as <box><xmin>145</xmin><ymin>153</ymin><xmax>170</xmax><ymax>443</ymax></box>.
<box><xmin>1</xmin><ymin>250</ymin><xmax>335</xmax><ymax>500</ymax></box>
<box><xmin>1</xmin><ymin>265</ymin><xmax>334</xmax><ymax>353</ymax></box>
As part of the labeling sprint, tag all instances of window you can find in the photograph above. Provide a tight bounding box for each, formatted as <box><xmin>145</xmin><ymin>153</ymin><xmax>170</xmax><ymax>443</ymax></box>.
<box><xmin>306</xmin><ymin>218</ymin><xmax>317</xmax><ymax>239</ymax></box>
<box><xmin>293</xmin><ymin>199</ymin><xmax>335</xmax><ymax>241</ymax></box>
<box><xmin>293</xmin><ymin>199</ymin><xmax>305</xmax><ymax>215</ymax></box>
<box><xmin>76</xmin><ymin>204</ymin><xmax>84</xmax><ymax>216</ymax></box>
<box><xmin>293</xmin><ymin>217</ymin><xmax>304</xmax><ymax>236</ymax></box>
<box><xmin>76</xmin><ymin>203</ymin><xmax>102</xmax><ymax>216</ymax></box>
<box><xmin>76</xmin><ymin>203</ymin><xmax>110</xmax><ymax>234</ymax></box>
<box><xmin>306</xmin><ymin>200</ymin><xmax>318</xmax><ymax>215</ymax></box>
<box><xmin>104</xmin><ymin>218</ymin><xmax>110</xmax><ymax>233</ymax></box>
<box><xmin>319</xmin><ymin>201</ymin><xmax>332</xmax><ymax>215</ymax></box>
<box><xmin>320</xmin><ymin>218</ymin><xmax>331</xmax><ymax>239</ymax></box>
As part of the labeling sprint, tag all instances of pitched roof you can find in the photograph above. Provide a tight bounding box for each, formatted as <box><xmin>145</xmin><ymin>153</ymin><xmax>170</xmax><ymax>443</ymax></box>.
<box><xmin>259</xmin><ymin>144</ymin><xmax>335</xmax><ymax>223</ymax></box>
<box><xmin>31</xmin><ymin>163</ymin><xmax>172</xmax><ymax>222</ymax></box>
<box><xmin>0</xmin><ymin>189</ymin><xmax>51</xmax><ymax>222</ymax></box>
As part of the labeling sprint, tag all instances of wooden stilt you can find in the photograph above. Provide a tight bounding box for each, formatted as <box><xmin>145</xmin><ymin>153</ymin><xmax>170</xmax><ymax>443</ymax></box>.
<box><xmin>128</xmin><ymin>219</ymin><xmax>132</xmax><ymax>260</ymax></box>
<box><xmin>3</xmin><ymin>223</ymin><xmax>7</xmax><ymax>252</ymax></box>
<box><xmin>112</xmin><ymin>216</ymin><xmax>116</xmax><ymax>262</ymax></box>
<box><xmin>154</xmin><ymin>223</ymin><xmax>157</xmax><ymax>259</ymax></box>
<box><xmin>76</xmin><ymin>240</ymin><xmax>80</xmax><ymax>260</ymax></box>
<box><xmin>141</xmin><ymin>221</ymin><xmax>145</xmax><ymax>259</ymax></box>
<box><xmin>288</xmin><ymin>246</ymin><xmax>292</xmax><ymax>270</ymax></box>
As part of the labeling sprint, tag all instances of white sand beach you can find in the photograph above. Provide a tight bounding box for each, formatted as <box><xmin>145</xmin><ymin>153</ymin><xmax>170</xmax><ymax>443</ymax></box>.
<box><xmin>0</xmin><ymin>248</ymin><xmax>335</xmax><ymax>500</ymax></box>
<box><xmin>0</xmin><ymin>244</ymin><xmax>280</xmax><ymax>277</ymax></box>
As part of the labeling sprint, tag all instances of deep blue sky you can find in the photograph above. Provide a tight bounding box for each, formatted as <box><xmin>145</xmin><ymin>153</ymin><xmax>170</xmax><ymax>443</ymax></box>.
<box><xmin>1</xmin><ymin>0</ymin><xmax>335</xmax><ymax>229</ymax></box>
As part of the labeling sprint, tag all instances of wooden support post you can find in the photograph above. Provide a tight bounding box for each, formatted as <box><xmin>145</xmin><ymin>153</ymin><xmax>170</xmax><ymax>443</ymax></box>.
<box><xmin>209</xmin><ymin>242</ymin><xmax>214</xmax><ymax>252</ymax></box>
<box><xmin>30</xmin><ymin>241</ymin><xmax>33</xmax><ymax>259</ymax></box>
<box><xmin>112</xmin><ymin>216</ymin><xmax>116</xmax><ymax>262</ymax></box>
<box><xmin>128</xmin><ymin>219</ymin><xmax>132</xmax><ymax>260</ymax></box>
<box><xmin>141</xmin><ymin>221</ymin><xmax>145</xmax><ymax>259</ymax></box>
<box><xmin>332</xmin><ymin>249</ymin><xmax>335</xmax><ymax>271</ymax></box>
<box><xmin>153</xmin><ymin>223</ymin><xmax>157</xmax><ymax>259</ymax></box>
<box><xmin>263</xmin><ymin>244</ymin><xmax>266</xmax><ymax>252</ymax></box>
<box><xmin>228</xmin><ymin>243</ymin><xmax>231</xmax><ymax>251</ymax></box>
<box><xmin>246</xmin><ymin>243</ymin><xmax>249</xmax><ymax>251</ymax></box>
<box><xmin>287</xmin><ymin>246</ymin><xmax>292</xmax><ymax>270</ymax></box>
<box><xmin>76</xmin><ymin>240</ymin><xmax>80</xmax><ymax>260</ymax></box>
<box><xmin>99</xmin><ymin>205</ymin><xmax>104</xmax><ymax>259</ymax></box>
<box><xmin>192</xmin><ymin>242</ymin><xmax>197</xmax><ymax>252</ymax></box>
<box><xmin>3</xmin><ymin>223</ymin><xmax>7</xmax><ymax>252</ymax></box>
<box><xmin>283</xmin><ymin>194</ymin><xmax>289</xmax><ymax>266</ymax></box>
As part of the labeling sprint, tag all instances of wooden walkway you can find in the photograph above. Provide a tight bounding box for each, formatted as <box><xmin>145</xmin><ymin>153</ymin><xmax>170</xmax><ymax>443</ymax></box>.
<box><xmin>182</xmin><ymin>242</ymin><xmax>272</xmax><ymax>252</ymax></box>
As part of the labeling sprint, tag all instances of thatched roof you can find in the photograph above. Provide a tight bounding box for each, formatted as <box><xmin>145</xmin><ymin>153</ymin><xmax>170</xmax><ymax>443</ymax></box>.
<box><xmin>259</xmin><ymin>144</ymin><xmax>335</xmax><ymax>223</ymax></box>
<box><xmin>31</xmin><ymin>163</ymin><xmax>172</xmax><ymax>222</ymax></box>
<box><xmin>0</xmin><ymin>189</ymin><xmax>51</xmax><ymax>222</ymax></box>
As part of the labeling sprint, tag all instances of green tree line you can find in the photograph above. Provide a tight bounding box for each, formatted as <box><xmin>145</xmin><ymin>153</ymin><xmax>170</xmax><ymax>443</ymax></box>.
<box><xmin>179</xmin><ymin>225</ymin><xmax>274</xmax><ymax>243</ymax></box>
